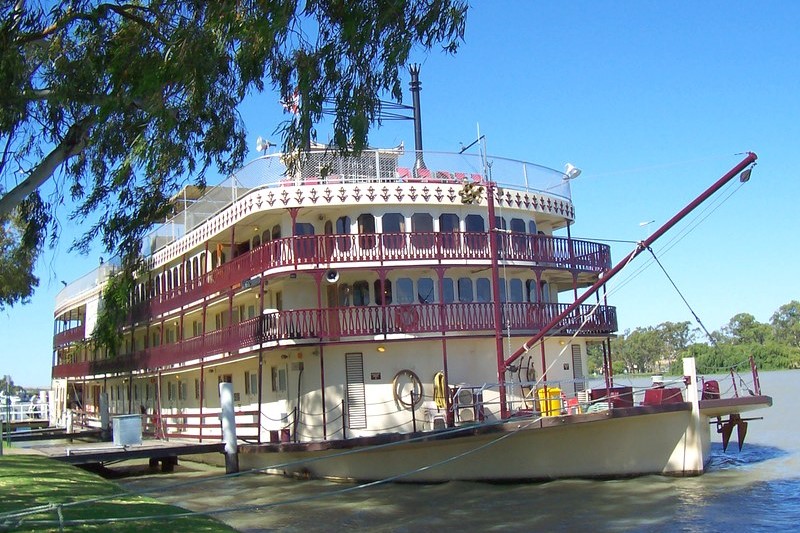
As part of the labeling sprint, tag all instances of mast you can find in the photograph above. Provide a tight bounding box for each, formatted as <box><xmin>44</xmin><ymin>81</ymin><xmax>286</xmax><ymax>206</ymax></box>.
<box><xmin>503</xmin><ymin>152</ymin><xmax>758</xmax><ymax>374</ymax></box>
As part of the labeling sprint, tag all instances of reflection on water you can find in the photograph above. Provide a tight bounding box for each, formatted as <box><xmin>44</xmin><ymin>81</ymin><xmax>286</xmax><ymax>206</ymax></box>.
<box><xmin>116</xmin><ymin>370</ymin><xmax>798</xmax><ymax>532</ymax></box>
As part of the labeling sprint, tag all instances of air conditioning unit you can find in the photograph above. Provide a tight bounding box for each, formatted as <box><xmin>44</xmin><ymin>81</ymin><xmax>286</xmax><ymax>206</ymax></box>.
<box><xmin>454</xmin><ymin>387</ymin><xmax>480</xmax><ymax>425</ymax></box>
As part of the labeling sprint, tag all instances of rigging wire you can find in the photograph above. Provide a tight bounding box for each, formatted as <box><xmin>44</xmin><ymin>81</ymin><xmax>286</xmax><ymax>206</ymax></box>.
<box><xmin>645</xmin><ymin>246</ymin><xmax>716</xmax><ymax>344</ymax></box>
<box><xmin>605</xmin><ymin>178</ymin><xmax>744</xmax><ymax>297</ymax></box>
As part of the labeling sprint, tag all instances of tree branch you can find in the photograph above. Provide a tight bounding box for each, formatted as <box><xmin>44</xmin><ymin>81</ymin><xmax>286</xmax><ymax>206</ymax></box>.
<box><xmin>0</xmin><ymin>113</ymin><xmax>95</xmax><ymax>218</ymax></box>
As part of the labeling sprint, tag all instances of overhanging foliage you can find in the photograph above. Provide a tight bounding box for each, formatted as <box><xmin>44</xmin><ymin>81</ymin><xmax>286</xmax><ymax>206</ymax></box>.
<box><xmin>0</xmin><ymin>0</ymin><xmax>467</xmax><ymax>309</ymax></box>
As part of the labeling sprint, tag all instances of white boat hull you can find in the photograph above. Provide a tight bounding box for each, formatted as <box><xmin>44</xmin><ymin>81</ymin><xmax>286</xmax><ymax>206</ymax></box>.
<box><xmin>231</xmin><ymin>404</ymin><xmax>719</xmax><ymax>482</ymax></box>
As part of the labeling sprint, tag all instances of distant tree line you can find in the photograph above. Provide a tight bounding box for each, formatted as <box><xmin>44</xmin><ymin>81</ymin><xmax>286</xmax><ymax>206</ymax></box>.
<box><xmin>587</xmin><ymin>300</ymin><xmax>800</xmax><ymax>375</ymax></box>
<box><xmin>0</xmin><ymin>374</ymin><xmax>26</xmax><ymax>397</ymax></box>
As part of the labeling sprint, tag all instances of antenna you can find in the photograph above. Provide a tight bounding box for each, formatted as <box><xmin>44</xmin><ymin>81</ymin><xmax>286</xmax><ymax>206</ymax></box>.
<box><xmin>255</xmin><ymin>136</ymin><xmax>273</xmax><ymax>154</ymax></box>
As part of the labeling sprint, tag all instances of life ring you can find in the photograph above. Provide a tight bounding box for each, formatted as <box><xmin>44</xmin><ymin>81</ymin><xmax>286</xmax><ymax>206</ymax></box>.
<box><xmin>396</xmin><ymin>305</ymin><xmax>419</xmax><ymax>331</ymax></box>
<box><xmin>392</xmin><ymin>369</ymin><xmax>423</xmax><ymax>409</ymax></box>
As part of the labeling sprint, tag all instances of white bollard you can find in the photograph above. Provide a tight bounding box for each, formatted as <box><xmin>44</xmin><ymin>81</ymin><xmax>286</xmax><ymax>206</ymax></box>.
<box><xmin>99</xmin><ymin>392</ymin><xmax>110</xmax><ymax>440</ymax></box>
<box><xmin>218</xmin><ymin>382</ymin><xmax>239</xmax><ymax>474</ymax></box>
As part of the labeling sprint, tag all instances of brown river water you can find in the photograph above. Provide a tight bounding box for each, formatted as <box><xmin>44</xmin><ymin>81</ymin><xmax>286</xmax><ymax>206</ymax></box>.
<box><xmin>113</xmin><ymin>370</ymin><xmax>798</xmax><ymax>532</ymax></box>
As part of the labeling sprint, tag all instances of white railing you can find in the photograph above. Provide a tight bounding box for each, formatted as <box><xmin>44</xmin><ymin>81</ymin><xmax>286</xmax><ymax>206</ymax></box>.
<box><xmin>55</xmin><ymin>258</ymin><xmax>120</xmax><ymax>311</ymax></box>
<box><xmin>0</xmin><ymin>400</ymin><xmax>50</xmax><ymax>423</ymax></box>
<box><xmin>141</xmin><ymin>149</ymin><xmax>570</xmax><ymax>256</ymax></box>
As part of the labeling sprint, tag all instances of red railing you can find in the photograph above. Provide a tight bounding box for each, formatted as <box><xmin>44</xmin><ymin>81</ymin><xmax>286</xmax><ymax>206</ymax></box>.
<box><xmin>53</xmin><ymin>324</ymin><xmax>86</xmax><ymax>348</ymax></box>
<box><xmin>128</xmin><ymin>232</ymin><xmax>611</xmax><ymax>322</ymax></box>
<box><xmin>53</xmin><ymin>302</ymin><xmax>617</xmax><ymax>378</ymax></box>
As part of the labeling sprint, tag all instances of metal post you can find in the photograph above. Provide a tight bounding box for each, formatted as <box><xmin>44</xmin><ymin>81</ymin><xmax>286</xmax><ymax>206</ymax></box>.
<box><xmin>219</xmin><ymin>382</ymin><xmax>239</xmax><ymax>474</ymax></box>
<box><xmin>486</xmin><ymin>182</ymin><xmax>508</xmax><ymax>419</ymax></box>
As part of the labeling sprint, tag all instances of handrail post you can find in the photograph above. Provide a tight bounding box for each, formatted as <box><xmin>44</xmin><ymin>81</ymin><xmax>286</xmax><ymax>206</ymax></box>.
<box><xmin>730</xmin><ymin>368</ymin><xmax>739</xmax><ymax>398</ymax></box>
<box><xmin>750</xmin><ymin>356</ymin><xmax>762</xmax><ymax>395</ymax></box>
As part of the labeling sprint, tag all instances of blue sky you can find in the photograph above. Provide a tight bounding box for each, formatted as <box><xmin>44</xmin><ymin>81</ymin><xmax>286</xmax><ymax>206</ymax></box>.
<box><xmin>3</xmin><ymin>2</ymin><xmax>799</xmax><ymax>387</ymax></box>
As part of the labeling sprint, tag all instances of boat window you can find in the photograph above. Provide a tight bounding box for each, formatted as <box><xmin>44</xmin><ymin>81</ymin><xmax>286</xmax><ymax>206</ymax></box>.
<box><xmin>335</xmin><ymin>216</ymin><xmax>352</xmax><ymax>253</ymax></box>
<box><xmin>235</xmin><ymin>240</ymin><xmax>250</xmax><ymax>257</ymax></box>
<box><xmin>499</xmin><ymin>278</ymin><xmax>507</xmax><ymax>303</ymax></box>
<box><xmin>336</xmin><ymin>216</ymin><xmax>351</xmax><ymax>234</ymax></box>
<box><xmin>510</xmin><ymin>218</ymin><xmax>527</xmax><ymax>256</ymax></box>
<box><xmin>509</xmin><ymin>278</ymin><xmax>524</xmax><ymax>302</ymax></box>
<box><xmin>439</xmin><ymin>213</ymin><xmax>460</xmax><ymax>249</ymax></box>
<box><xmin>442</xmin><ymin>278</ymin><xmax>455</xmax><ymax>303</ymax></box>
<box><xmin>526</xmin><ymin>279</ymin><xmax>538</xmax><ymax>302</ymax></box>
<box><xmin>338</xmin><ymin>284</ymin><xmax>351</xmax><ymax>306</ymax></box>
<box><xmin>272</xmin><ymin>225</ymin><xmax>282</xmax><ymax>240</ymax></box>
<box><xmin>465</xmin><ymin>214</ymin><xmax>484</xmax><ymax>232</ymax></box>
<box><xmin>541</xmin><ymin>282</ymin><xmax>551</xmax><ymax>303</ymax></box>
<box><xmin>476</xmin><ymin>278</ymin><xmax>491</xmax><ymax>302</ymax></box>
<box><xmin>465</xmin><ymin>214</ymin><xmax>485</xmax><ymax>251</ymax></box>
<box><xmin>382</xmin><ymin>213</ymin><xmax>404</xmax><ymax>232</ymax></box>
<box><xmin>271</xmin><ymin>367</ymin><xmax>287</xmax><ymax>392</ymax></box>
<box><xmin>262</xmin><ymin>229</ymin><xmax>270</xmax><ymax>243</ymax></box>
<box><xmin>396</xmin><ymin>277</ymin><xmax>414</xmax><ymax>304</ymax></box>
<box><xmin>457</xmin><ymin>278</ymin><xmax>473</xmax><ymax>303</ymax></box>
<box><xmin>418</xmin><ymin>278</ymin><xmax>435</xmax><ymax>304</ymax></box>
<box><xmin>510</xmin><ymin>218</ymin><xmax>525</xmax><ymax>233</ymax></box>
<box><xmin>411</xmin><ymin>213</ymin><xmax>434</xmax><ymax>248</ymax></box>
<box><xmin>374</xmin><ymin>279</ymin><xmax>392</xmax><ymax>305</ymax></box>
<box><xmin>358</xmin><ymin>214</ymin><xmax>376</xmax><ymax>248</ymax></box>
<box><xmin>296</xmin><ymin>222</ymin><xmax>314</xmax><ymax>235</ymax></box>
<box><xmin>295</xmin><ymin>222</ymin><xmax>316</xmax><ymax>260</ymax></box>
<box><xmin>252</xmin><ymin>235</ymin><xmax>261</xmax><ymax>248</ymax></box>
<box><xmin>383</xmin><ymin>213</ymin><xmax>405</xmax><ymax>250</ymax></box>
<box><xmin>528</xmin><ymin>219</ymin><xmax>537</xmax><ymax>235</ymax></box>
<box><xmin>353</xmin><ymin>280</ymin><xmax>370</xmax><ymax>306</ymax></box>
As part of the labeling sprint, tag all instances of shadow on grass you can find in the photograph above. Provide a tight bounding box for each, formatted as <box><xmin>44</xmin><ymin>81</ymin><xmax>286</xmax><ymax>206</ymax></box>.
<box><xmin>0</xmin><ymin>456</ymin><xmax>235</xmax><ymax>532</ymax></box>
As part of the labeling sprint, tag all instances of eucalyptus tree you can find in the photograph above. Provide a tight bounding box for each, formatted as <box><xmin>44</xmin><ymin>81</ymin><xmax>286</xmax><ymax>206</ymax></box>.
<box><xmin>0</xmin><ymin>0</ymin><xmax>467</xmax><ymax>308</ymax></box>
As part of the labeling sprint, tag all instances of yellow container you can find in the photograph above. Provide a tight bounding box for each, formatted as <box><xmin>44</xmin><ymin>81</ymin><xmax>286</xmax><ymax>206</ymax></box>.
<box><xmin>537</xmin><ymin>386</ymin><xmax>562</xmax><ymax>416</ymax></box>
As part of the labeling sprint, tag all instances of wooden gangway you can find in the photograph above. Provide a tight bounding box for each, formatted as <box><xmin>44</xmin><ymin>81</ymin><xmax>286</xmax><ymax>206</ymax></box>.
<box><xmin>2</xmin><ymin>426</ymin><xmax>102</xmax><ymax>442</ymax></box>
<box><xmin>19</xmin><ymin>439</ymin><xmax>225</xmax><ymax>471</ymax></box>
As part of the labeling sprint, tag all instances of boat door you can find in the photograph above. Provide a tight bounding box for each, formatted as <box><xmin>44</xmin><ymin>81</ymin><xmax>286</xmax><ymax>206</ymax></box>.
<box><xmin>326</xmin><ymin>284</ymin><xmax>341</xmax><ymax>340</ymax></box>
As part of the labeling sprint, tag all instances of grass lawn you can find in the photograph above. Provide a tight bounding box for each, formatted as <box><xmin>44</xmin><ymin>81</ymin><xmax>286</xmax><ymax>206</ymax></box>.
<box><xmin>0</xmin><ymin>454</ymin><xmax>236</xmax><ymax>532</ymax></box>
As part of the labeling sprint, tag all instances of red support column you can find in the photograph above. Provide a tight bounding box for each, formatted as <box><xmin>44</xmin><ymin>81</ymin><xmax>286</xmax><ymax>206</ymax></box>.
<box><xmin>486</xmin><ymin>182</ymin><xmax>508</xmax><ymax>419</ymax></box>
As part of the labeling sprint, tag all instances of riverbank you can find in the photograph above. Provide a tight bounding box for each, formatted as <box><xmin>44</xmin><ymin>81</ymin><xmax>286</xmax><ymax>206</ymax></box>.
<box><xmin>0</xmin><ymin>452</ymin><xmax>234</xmax><ymax>532</ymax></box>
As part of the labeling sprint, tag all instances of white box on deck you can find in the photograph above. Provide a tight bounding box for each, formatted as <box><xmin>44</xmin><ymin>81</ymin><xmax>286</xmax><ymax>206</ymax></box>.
<box><xmin>112</xmin><ymin>414</ymin><xmax>143</xmax><ymax>446</ymax></box>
